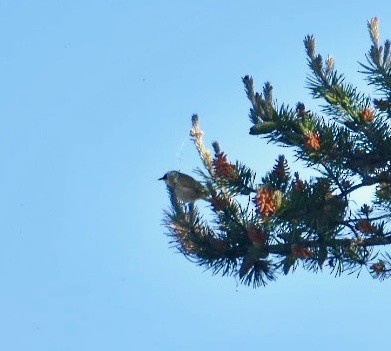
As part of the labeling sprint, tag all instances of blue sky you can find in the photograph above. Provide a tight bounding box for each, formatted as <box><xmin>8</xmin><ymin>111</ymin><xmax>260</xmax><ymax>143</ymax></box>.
<box><xmin>1</xmin><ymin>1</ymin><xmax>390</xmax><ymax>350</ymax></box>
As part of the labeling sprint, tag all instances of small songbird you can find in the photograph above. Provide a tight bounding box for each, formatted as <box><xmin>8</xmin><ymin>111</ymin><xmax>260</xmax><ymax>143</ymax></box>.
<box><xmin>159</xmin><ymin>171</ymin><xmax>209</xmax><ymax>203</ymax></box>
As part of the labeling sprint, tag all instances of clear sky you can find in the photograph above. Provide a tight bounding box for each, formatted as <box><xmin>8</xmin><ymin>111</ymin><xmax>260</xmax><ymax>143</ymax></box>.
<box><xmin>1</xmin><ymin>1</ymin><xmax>390</xmax><ymax>350</ymax></box>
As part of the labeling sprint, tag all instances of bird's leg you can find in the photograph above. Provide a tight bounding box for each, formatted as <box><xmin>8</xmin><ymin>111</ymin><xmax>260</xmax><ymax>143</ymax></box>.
<box><xmin>187</xmin><ymin>202</ymin><xmax>197</xmax><ymax>222</ymax></box>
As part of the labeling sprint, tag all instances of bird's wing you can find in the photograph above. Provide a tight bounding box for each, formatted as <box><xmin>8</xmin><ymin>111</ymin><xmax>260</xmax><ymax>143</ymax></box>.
<box><xmin>177</xmin><ymin>173</ymin><xmax>198</xmax><ymax>185</ymax></box>
<box><xmin>179</xmin><ymin>173</ymin><xmax>207</xmax><ymax>192</ymax></box>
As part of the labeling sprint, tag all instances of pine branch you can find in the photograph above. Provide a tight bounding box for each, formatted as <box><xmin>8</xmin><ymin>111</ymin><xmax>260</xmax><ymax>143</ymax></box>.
<box><xmin>359</xmin><ymin>18</ymin><xmax>391</xmax><ymax>101</ymax></box>
<box><xmin>304</xmin><ymin>35</ymin><xmax>372</xmax><ymax>125</ymax></box>
<box><xmin>161</xmin><ymin>19</ymin><xmax>391</xmax><ymax>288</ymax></box>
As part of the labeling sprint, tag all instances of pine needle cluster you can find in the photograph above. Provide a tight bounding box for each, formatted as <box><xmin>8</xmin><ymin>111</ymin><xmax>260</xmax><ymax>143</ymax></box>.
<box><xmin>162</xmin><ymin>18</ymin><xmax>391</xmax><ymax>287</ymax></box>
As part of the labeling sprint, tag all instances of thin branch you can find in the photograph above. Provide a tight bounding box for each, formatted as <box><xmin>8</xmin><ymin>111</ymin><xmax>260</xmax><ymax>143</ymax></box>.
<box><xmin>266</xmin><ymin>236</ymin><xmax>391</xmax><ymax>256</ymax></box>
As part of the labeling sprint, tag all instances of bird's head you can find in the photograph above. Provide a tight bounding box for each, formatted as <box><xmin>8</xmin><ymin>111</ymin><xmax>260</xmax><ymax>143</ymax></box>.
<box><xmin>158</xmin><ymin>171</ymin><xmax>178</xmax><ymax>187</ymax></box>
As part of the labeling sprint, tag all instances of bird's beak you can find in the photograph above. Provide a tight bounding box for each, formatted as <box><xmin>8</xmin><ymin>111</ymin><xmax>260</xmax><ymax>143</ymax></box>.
<box><xmin>159</xmin><ymin>173</ymin><xmax>168</xmax><ymax>181</ymax></box>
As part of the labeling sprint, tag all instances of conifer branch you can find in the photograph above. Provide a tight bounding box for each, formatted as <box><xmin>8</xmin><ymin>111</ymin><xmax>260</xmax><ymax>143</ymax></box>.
<box><xmin>161</xmin><ymin>18</ymin><xmax>391</xmax><ymax>287</ymax></box>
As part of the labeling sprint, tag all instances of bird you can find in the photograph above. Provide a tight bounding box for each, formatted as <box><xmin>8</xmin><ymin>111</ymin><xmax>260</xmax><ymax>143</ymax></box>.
<box><xmin>159</xmin><ymin>171</ymin><xmax>209</xmax><ymax>203</ymax></box>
